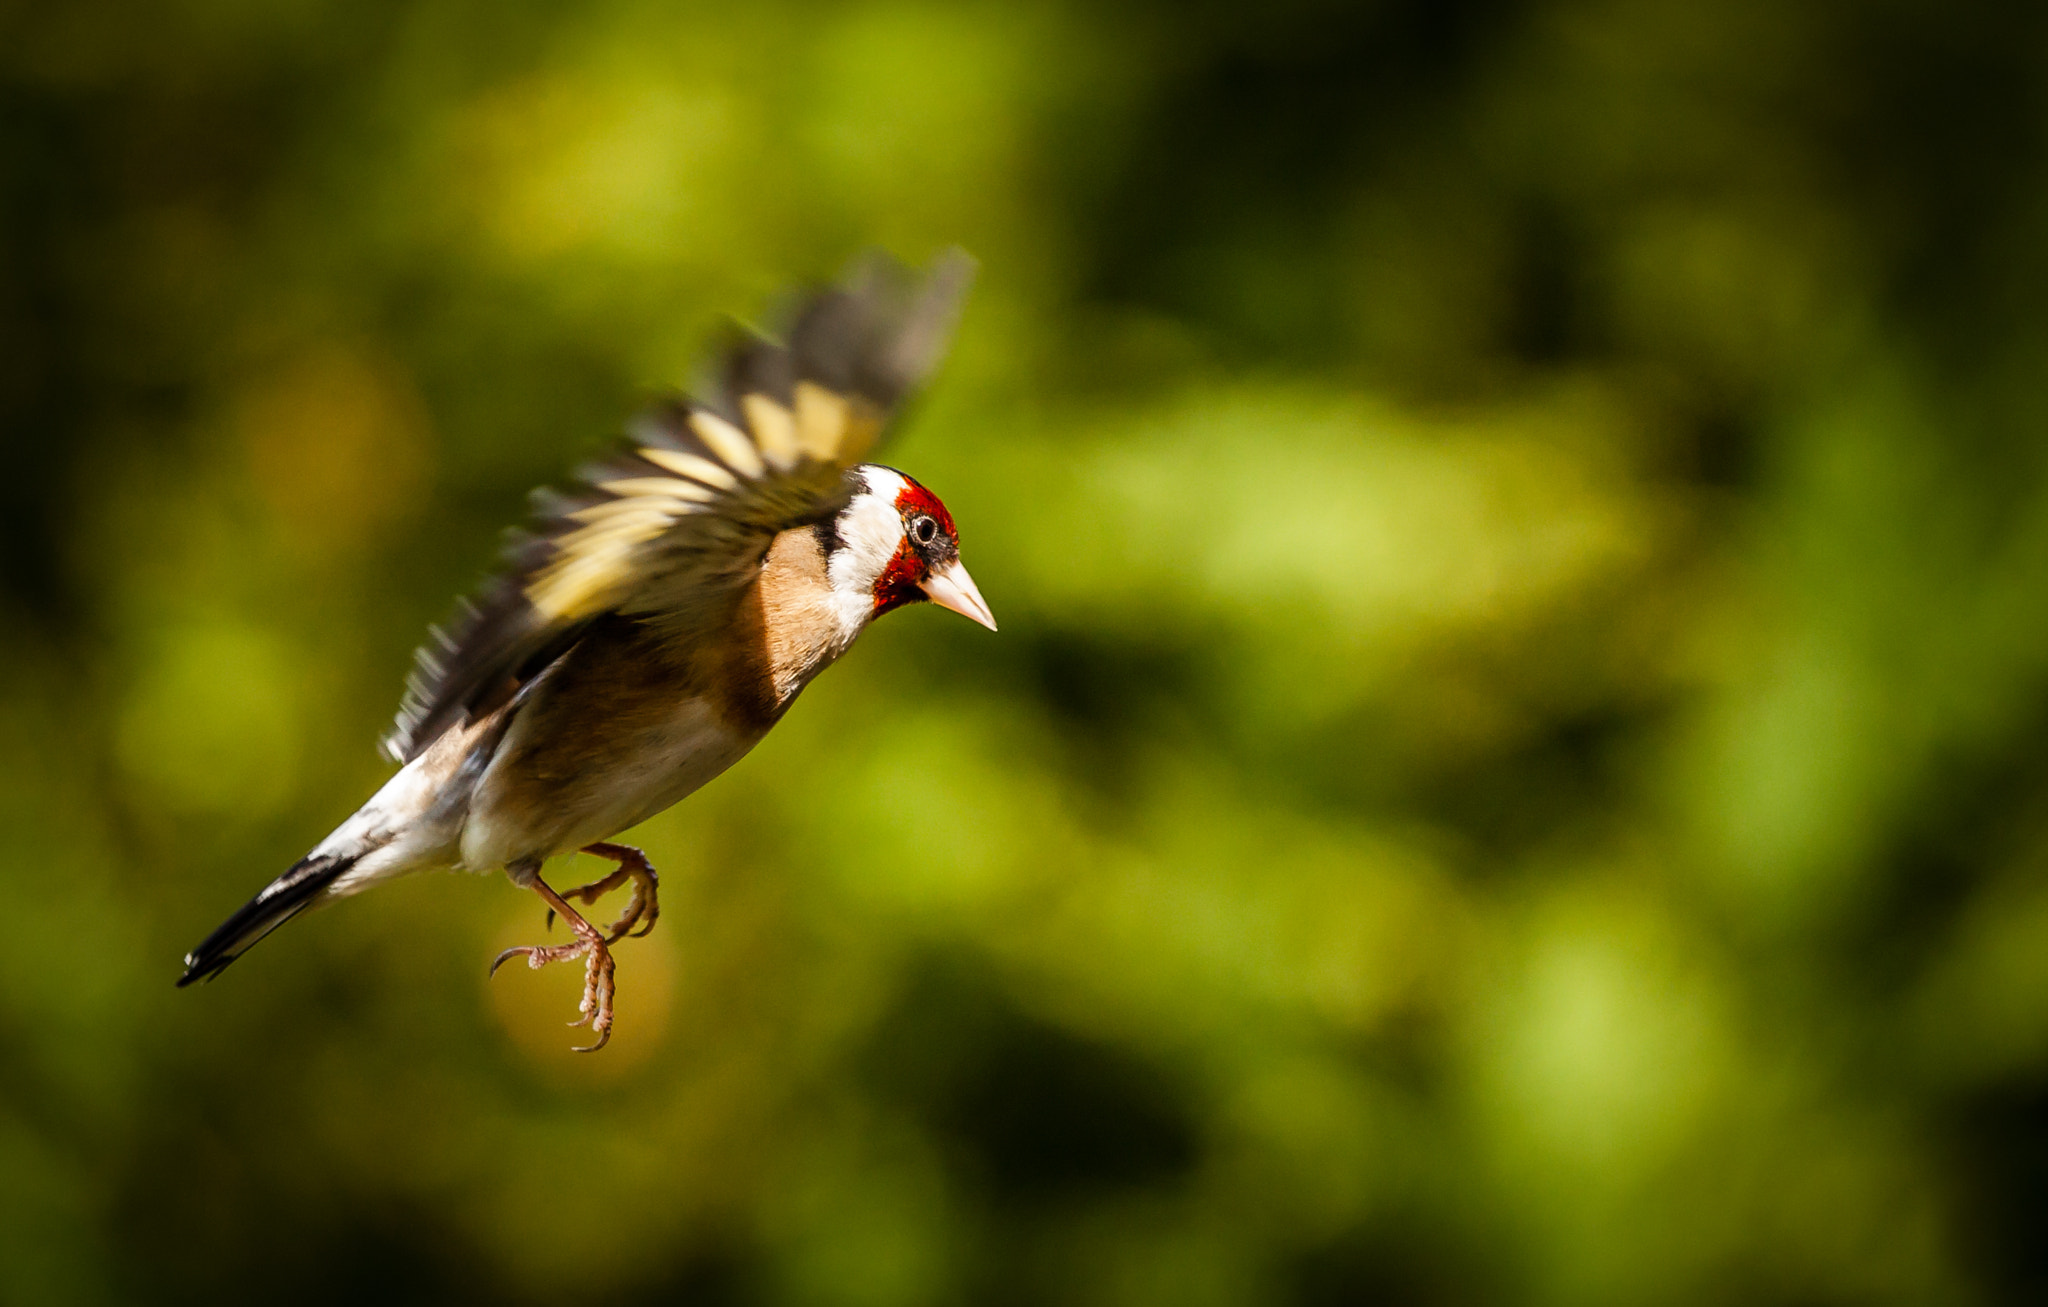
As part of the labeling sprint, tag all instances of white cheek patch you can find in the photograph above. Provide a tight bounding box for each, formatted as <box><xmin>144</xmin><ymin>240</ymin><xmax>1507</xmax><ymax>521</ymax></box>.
<box><xmin>829</xmin><ymin>467</ymin><xmax>909</xmax><ymax>598</ymax></box>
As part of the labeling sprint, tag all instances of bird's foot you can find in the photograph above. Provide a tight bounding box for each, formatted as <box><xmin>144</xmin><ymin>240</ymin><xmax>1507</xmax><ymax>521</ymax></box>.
<box><xmin>547</xmin><ymin>842</ymin><xmax>661</xmax><ymax>942</ymax></box>
<box><xmin>492</xmin><ymin>877</ymin><xmax>618</xmax><ymax>1051</ymax></box>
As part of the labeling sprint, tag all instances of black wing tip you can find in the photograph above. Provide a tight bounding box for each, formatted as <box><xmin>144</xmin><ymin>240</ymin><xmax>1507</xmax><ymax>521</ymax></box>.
<box><xmin>842</xmin><ymin>245</ymin><xmax>977</xmax><ymax>305</ymax></box>
<box><xmin>785</xmin><ymin>248</ymin><xmax>976</xmax><ymax>407</ymax></box>
<box><xmin>900</xmin><ymin>246</ymin><xmax>977</xmax><ymax>373</ymax></box>
<box><xmin>708</xmin><ymin>247</ymin><xmax>976</xmax><ymax>415</ymax></box>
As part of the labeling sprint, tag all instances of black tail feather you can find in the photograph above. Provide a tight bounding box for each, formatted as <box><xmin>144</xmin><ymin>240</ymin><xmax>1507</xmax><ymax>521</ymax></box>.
<box><xmin>177</xmin><ymin>853</ymin><xmax>358</xmax><ymax>987</ymax></box>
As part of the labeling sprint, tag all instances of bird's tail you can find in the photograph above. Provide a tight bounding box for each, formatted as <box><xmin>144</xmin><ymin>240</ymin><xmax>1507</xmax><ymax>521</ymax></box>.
<box><xmin>176</xmin><ymin>851</ymin><xmax>360</xmax><ymax>987</ymax></box>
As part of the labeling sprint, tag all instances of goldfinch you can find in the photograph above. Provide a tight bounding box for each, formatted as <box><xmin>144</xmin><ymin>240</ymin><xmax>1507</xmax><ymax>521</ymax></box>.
<box><xmin>179</xmin><ymin>251</ymin><xmax>991</xmax><ymax>1050</ymax></box>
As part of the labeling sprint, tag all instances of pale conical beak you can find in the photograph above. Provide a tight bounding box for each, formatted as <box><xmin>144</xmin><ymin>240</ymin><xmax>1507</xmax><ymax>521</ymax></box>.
<box><xmin>920</xmin><ymin>559</ymin><xmax>998</xmax><ymax>631</ymax></box>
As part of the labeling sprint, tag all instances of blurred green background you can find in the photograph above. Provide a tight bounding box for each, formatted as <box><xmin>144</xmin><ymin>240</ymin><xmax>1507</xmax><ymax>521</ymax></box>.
<box><xmin>6</xmin><ymin>0</ymin><xmax>2048</xmax><ymax>1302</ymax></box>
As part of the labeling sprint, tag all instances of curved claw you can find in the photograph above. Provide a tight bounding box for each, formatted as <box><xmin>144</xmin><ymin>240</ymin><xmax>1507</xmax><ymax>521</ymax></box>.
<box><xmin>572</xmin><ymin>1028</ymin><xmax>612</xmax><ymax>1053</ymax></box>
<box><xmin>489</xmin><ymin>946</ymin><xmax>531</xmax><ymax>977</ymax></box>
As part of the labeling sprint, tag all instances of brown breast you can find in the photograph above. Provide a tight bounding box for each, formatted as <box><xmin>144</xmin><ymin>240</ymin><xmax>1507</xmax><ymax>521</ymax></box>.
<box><xmin>754</xmin><ymin>524</ymin><xmax>855</xmax><ymax>706</ymax></box>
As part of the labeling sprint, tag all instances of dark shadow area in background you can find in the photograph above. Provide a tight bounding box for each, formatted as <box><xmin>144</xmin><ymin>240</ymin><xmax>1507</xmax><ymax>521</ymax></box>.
<box><xmin>1085</xmin><ymin>0</ymin><xmax>1527</xmax><ymax>371</ymax></box>
<box><xmin>0</xmin><ymin>89</ymin><xmax>101</xmax><ymax>625</ymax></box>
<box><xmin>1947</xmin><ymin>1078</ymin><xmax>2048</xmax><ymax>1307</ymax></box>
<box><xmin>865</xmin><ymin>953</ymin><xmax>1199</xmax><ymax>1206</ymax></box>
<box><xmin>1289</xmin><ymin>1220</ymin><xmax>1489</xmax><ymax>1307</ymax></box>
<box><xmin>863</xmin><ymin>953</ymin><xmax>1200</xmax><ymax>1307</ymax></box>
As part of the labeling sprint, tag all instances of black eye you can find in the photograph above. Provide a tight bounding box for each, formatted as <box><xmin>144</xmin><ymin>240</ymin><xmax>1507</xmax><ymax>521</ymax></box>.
<box><xmin>910</xmin><ymin>515</ymin><xmax>938</xmax><ymax>546</ymax></box>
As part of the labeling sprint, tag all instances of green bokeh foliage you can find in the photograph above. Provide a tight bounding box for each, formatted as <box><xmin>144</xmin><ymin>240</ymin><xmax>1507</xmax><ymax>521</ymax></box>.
<box><xmin>5</xmin><ymin>0</ymin><xmax>2048</xmax><ymax>1303</ymax></box>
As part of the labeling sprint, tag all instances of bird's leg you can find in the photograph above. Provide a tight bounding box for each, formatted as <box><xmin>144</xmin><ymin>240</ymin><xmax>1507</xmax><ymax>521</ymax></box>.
<box><xmin>546</xmin><ymin>842</ymin><xmax>661</xmax><ymax>942</ymax></box>
<box><xmin>491</xmin><ymin>876</ymin><xmax>617</xmax><ymax>1052</ymax></box>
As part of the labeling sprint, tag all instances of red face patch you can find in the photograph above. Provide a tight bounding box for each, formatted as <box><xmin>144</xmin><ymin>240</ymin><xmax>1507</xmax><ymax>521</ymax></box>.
<box><xmin>893</xmin><ymin>478</ymin><xmax>957</xmax><ymax>538</ymax></box>
<box><xmin>871</xmin><ymin>475</ymin><xmax>959</xmax><ymax>617</ymax></box>
<box><xmin>871</xmin><ymin>539</ymin><xmax>924</xmax><ymax>617</ymax></box>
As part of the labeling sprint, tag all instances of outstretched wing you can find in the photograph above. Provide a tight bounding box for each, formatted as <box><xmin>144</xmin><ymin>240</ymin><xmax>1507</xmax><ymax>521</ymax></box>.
<box><xmin>381</xmin><ymin>249</ymin><xmax>975</xmax><ymax>764</ymax></box>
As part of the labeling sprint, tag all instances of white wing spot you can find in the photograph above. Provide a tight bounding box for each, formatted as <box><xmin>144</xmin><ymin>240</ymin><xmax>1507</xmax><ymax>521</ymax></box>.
<box><xmin>638</xmin><ymin>446</ymin><xmax>739</xmax><ymax>491</ymax></box>
<box><xmin>794</xmin><ymin>382</ymin><xmax>849</xmax><ymax>460</ymax></box>
<box><xmin>689</xmin><ymin>410</ymin><xmax>766</xmax><ymax>479</ymax></box>
<box><xmin>743</xmin><ymin>394</ymin><xmax>800</xmax><ymax>471</ymax></box>
<box><xmin>596</xmin><ymin>476</ymin><xmax>717</xmax><ymax>504</ymax></box>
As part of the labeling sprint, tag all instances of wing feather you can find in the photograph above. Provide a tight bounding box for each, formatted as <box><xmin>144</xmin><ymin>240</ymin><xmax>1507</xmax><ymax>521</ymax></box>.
<box><xmin>381</xmin><ymin>248</ymin><xmax>974</xmax><ymax>763</ymax></box>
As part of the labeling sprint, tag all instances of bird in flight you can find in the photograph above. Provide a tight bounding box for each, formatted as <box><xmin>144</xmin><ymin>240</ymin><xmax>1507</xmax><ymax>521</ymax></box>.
<box><xmin>179</xmin><ymin>251</ymin><xmax>991</xmax><ymax>1050</ymax></box>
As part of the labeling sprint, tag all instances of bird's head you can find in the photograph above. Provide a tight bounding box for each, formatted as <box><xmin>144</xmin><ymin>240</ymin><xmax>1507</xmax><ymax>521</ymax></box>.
<box><xmin>826</xmin><ymin>465</ymin><xmax>996</xmax><ymax>631</ymax></box>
